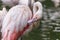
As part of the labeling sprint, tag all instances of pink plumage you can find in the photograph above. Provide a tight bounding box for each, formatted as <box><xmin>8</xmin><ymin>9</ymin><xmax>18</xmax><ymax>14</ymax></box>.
<box><xmin>1</xmin><ymin>1</ymin><xmax>43</xmax><ymax>40</ymax></box>
<box><xmin>1</xmin><ymin>5</ymin><xmax>32</xmax><ymax>40</ymax></box>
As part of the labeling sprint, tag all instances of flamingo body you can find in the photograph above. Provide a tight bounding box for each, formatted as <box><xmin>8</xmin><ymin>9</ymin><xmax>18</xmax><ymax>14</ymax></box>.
<box><xmin>1</xmin><ymin>5</ymin><xmax>32</xmax><ymax>40</ymax></box>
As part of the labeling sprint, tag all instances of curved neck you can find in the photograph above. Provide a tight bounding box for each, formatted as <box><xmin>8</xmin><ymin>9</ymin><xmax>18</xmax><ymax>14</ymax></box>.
<box><xmin>33</xmin><ymin>1</ymin><xmax>43</xmax><ymax>15</ymax></box>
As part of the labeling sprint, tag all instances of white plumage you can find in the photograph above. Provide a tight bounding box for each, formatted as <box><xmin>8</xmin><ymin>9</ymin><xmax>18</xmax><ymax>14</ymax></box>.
<box><xmin>28</xmin><ymin>1</ymin><xmax>43</xmax><ymax>24</ymax></box>
<box><xmin>1</xmin><ymin>5</ymin><xmax>32</xmax><ymax>40</ymax></box>
<box><xmin>0</xmin><ymin>7</ymin><xmax>7</xmax><ymax>27</ymax></box>
<box><xmin>19</xmin><ymin>0</ymin><xmax>30</xmax><ymax>6</ymax></box>
<box><xmin>1</xmin><ymin>1</ymin><xmax>43</xmax><ymax>40</ymax></box>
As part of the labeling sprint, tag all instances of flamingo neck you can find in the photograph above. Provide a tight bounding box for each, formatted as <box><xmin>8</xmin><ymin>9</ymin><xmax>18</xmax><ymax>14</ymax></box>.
<box><xmin>33</xmin><ymin>1</ymin><xmax>42</xmax><ymax>15</ymax></box>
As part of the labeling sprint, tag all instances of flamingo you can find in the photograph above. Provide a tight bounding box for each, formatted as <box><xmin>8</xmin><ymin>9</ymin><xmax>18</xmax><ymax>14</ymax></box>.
<box><xmin>0</xmin><ymin>7</ymin><xmax>7</xmax><ymax>40</ymax></box>
<box><xmin>51</xmin><ymin>0</ymin><xmax>60</xmax><ymax>7</ymax></box>
<box><xmin>1</xmin><ymin>0</ymin><xmax>35</xmax><ymax>7</ymax></box>
<box><xmin>1</xmin><ymin>1</ymin><xmax>43</xmax><ymax>40</ymax></box>
<box><xmin>50</xmin><ymin>12</ymin><xmax>60</xmax><ymax>20</ymax></box>
<box><xmin>18</xmin><ymin>0</ymin><xmax>35</xmax><ymax>7</ymax></box>
<box><xmin>1</xmin><ymin>0</ymin><xmax>19</xmax><ymax>7</ymax></box>
<box><xmin>0</xmin><ymin>7</ymin><xmax>7</xmax><ymax>27</ymax></box>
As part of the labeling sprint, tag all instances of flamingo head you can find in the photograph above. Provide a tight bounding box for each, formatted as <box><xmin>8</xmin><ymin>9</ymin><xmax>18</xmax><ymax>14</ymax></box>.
<box><xmin>28</xmin><ymin>1</ymin><xmax>43</xmax><ymax>25</ymax></box>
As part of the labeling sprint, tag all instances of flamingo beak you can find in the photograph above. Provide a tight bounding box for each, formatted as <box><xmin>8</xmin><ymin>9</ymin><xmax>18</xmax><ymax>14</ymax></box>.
<box><xmin>28</xmin><ymin>18</ymin><xmax>36</xmax><ymax>25</ymax></box>
<box><xmin>28</xmin><ymin>19</ymin><xmax>33</xmax><ymax>25</ymax></box>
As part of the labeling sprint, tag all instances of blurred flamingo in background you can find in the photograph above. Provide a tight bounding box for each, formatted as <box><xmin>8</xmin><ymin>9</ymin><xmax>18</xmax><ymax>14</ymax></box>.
<box><xmin>0</xmin><ymin>7</ymin><xmax>7</xmax><ymax>40</ymax></box>
<box><xmin>51</xmin><ymin>0</ymin><xmax>60</xmax><ymax>7</ymax></box>
<box><xmin>1</xmin><ymin>0</ymin><xmax>35</xmax><ymax>7</ymax></box>
<box><xmin>19</xmin><ymin>0</ymin><xmax>35</xmax><ymax>8</ymax></box>
<box><xmin>1</xmin><ymin>0</ymin><xmax>19</xmax><ymax>7</ymax></box>
<box><xmin>50</xmin><ymin>12</ymin><xmax>60</xmax><ymax>20</ymax></box>
<box><xmin>0</xmin><ymin>7</ymin><xmax>7</xmax><ymax>28</ymax></box>
<box><xmin>1</xmin><ymin>1</ymin><xmax>43</xmax><ymax>40</ymax></box>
